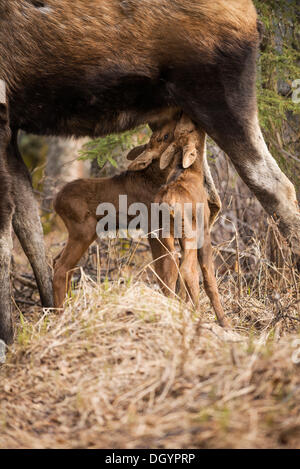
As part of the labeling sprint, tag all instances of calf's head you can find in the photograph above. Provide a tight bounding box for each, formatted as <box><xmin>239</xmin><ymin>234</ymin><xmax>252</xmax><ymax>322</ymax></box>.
<box><xmin>127</xmin><ymin>119</ymin><xmax>180</xmax><ymax>171</ymax></box>
<box><xmin>127</xmin><ymin>114</ymin><xmax>204</xmax><ymax>173</ymax></box>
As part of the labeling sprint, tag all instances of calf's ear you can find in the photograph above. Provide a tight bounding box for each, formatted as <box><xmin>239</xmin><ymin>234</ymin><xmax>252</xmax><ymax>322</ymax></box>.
<box><xmin>127</xmin><ymin>144</ymin><xmax>147</xmax><ymax>161</ymax></box>
<box><xmin>182</xmin><ymin>144</ymin><xmax>198</xmax><ymax>168</ymax></box>
<box><xmin>128</xmin><ymin>150</ymin><xmax>155</xmax><ymax>171</ymax></box>
<box><xmin>160</xmin><ymin>143</ymin><xmax>177</xmax><ymax>170</ymax></box>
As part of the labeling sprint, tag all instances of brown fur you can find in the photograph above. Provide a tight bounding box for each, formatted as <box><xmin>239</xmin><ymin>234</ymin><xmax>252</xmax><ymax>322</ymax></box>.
<box><xmin>53</xmin><ymin>115</ymin><xmax>229</xmax><ymax>327</ymax></box>
<box><xmin>1</xmin><ymin>1</ymin><xmax>258</xmax><ymax>87</ymax></box>
<box><xmin>155</xmin><ymin>116</ymin><xmax>229</xmax><ymax>327</ymax></box>
<box><xmin>53</xmin><ymin>121</ymin><xmax>179</xmax><ymax>308</ymax></box>
<box><xmin>0</xmin><ymin>1</ymin><xmax>258</xmax><ymax>137</ymax></box>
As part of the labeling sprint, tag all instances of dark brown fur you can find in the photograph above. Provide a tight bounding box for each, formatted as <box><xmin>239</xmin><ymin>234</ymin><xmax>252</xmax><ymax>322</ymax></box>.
<box><xmin>0</xmin><ymin>101</ymin><xmax>14</xmax><ymax>343</ymax></box>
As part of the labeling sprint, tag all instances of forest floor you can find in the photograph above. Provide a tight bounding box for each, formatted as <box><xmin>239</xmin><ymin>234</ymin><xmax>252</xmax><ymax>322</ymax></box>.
<box><xmin>0</xmin><ymin>228</ymin><xmax>299</xmax><ymax>449</ymax></box>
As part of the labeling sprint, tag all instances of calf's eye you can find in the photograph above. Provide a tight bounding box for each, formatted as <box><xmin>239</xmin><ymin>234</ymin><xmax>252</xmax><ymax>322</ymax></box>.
<box><xmin>163</xmin><ymin>134</ymin><xmax>169</xmax><ymax>141</ymax></box>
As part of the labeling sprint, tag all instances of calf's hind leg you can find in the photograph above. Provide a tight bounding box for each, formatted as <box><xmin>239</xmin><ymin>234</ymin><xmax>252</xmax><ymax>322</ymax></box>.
<box><xmin>198</xmin><ymin>230</ymin><xmax>230</xmax><ymax>328</ymax></box>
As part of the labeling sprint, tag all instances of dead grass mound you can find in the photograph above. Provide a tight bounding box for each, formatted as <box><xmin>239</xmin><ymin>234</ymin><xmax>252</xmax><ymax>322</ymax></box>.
<box><xmin>1</xmin><ymin>272</ymin><xmax>299</xmax><ymax>449</ymax></box>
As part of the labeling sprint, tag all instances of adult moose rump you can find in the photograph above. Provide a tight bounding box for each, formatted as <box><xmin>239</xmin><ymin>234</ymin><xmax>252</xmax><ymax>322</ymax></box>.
<box><xmin>0</xmin><ymin>0</ymin><xmax>299</xmax><ymax>343</ymax></box>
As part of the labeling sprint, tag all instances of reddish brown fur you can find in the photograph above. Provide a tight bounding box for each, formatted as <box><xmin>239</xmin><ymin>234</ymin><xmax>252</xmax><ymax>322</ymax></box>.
<box><xmin>155</xmin><ymin>116</ymin><xmax>229</xmax><ymax>327</ymax></box>
<box><xmin>53</xmin><ymin>116</ymin><xmax>229</xmax><ymax>327</ymax></box>
<box><xmin>53</xmin><ymin>120</ymin><xmax>179</xmax><ymax>308</ymax></box>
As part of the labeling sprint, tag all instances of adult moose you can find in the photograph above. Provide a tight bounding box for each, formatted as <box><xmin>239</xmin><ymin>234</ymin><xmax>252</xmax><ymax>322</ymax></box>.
<box><xmin>0</xmin><ymin>0</ymin><xmax>299</xmax><ymax>344</ymax></box>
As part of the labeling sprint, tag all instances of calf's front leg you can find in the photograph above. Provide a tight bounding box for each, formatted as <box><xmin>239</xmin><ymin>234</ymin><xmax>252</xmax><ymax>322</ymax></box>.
<box><xmin>178</xmin><ymin>243</ymin><xmax>200</xmax><ymax>308</ymax></box>
<box><xmin>53</xmin><ymin>223</ymin><xmax>97</xmax><ymax>308</ymax></box>
<box><xmin>148</xmin><ymin>237</ymin><xmax>179</xmax><ymax>297</ymax></box>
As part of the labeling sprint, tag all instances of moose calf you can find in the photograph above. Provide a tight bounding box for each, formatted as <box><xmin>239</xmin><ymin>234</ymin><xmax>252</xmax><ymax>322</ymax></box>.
<box><xmin>53</xmin><ymin>116</ymin><xmax>229</xmax><ymax>327</ymax></box>
<box><xmin>131</xmin><ymin>114</ymin><xmax>229</xmax><ymax>327</ymax></box>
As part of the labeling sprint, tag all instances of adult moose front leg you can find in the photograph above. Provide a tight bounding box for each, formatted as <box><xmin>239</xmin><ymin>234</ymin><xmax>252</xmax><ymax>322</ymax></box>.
<box><xmin>7</xmin><ymin>134</ymin><xmax>53</xmax><ymax>309</ymax></box>
<box><xmin>0</xmin><ymin>82</ymin><xmax>14</xmax><ymax>344</ymax></box>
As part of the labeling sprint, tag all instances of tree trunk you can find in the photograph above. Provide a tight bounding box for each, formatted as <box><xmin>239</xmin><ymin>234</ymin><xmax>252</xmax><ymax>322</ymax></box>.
<box><xmin>43</xmin><ymin>137</ymin><xmax>89</xmax><ymax>210</ymax></box>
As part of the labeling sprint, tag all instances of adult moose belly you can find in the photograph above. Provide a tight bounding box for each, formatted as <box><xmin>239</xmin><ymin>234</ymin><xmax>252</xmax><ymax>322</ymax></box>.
<box><xmin>9</xmin><ymin>68</ymin><xmax>171</xmax><ymax>137</ymax></box>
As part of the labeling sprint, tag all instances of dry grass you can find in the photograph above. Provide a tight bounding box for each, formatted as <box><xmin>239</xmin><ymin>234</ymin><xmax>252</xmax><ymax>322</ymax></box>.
<box><xmin>1</xmin><ymin>237</ymin><xmax>300</xmax><ymax>449</ymax></box>
<box><xmin>3</xmin><ymin>122</ymin><xmax>298</xmax><ymax>449</ymax></box>
<box><xmin>3</xmin><ymin>145</ymin><xmax>300</xmax><ymax>448</ymax></box>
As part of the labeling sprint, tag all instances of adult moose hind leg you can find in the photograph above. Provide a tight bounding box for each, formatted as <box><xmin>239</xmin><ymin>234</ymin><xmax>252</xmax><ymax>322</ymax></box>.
<box><xmin>208</xmin><ymin>107</ymin><xmax>300</xmax><ymax>258</ymax></box>
<box><xmin>7</xmin><ymin>133</ymin><xmax>53</xmax><ymax>309</ymax></box>
<box><xmin>0</xmin><ymin>85</ymin><xmax>14</xmax><ymax>344</ymax></box>
<box><xmin>171</xmin><ymin>37</ymin><xmax>300</xmax><ymax>259</ymax></box>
